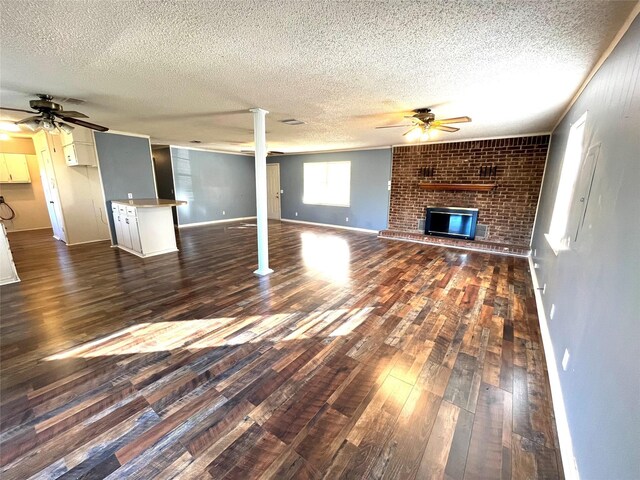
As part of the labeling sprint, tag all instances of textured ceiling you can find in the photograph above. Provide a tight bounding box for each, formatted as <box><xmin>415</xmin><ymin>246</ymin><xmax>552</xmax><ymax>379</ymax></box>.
<box><xmin>0</xmin><ymin>1</ymin><xmax>636</xmax><ymax>153</ymax></box>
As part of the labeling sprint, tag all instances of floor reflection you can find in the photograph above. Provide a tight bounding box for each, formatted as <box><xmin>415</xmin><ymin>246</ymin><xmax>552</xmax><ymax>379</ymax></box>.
<box><xmin>300</xmin><ymin>231</ymin><xmax>351</xmax><ymax>285</ymax></box>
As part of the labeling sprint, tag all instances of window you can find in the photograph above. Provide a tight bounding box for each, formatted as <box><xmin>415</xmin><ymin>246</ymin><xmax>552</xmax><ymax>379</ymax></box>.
<box><xmin>546</xmin><ymin>112</ymin><xmax>587</xmax><ymax>254</ymax></box>
<box><xmin>303</xmin><ymin>161</ymin><xmax>351</xmax><ymax>207</ymax></box>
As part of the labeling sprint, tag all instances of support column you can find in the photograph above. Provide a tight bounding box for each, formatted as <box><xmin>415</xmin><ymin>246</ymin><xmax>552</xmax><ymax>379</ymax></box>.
<box><xmin>250</xmin><ymin>107</ymin><xmax>273</xmax><ymax>276</ymax></box>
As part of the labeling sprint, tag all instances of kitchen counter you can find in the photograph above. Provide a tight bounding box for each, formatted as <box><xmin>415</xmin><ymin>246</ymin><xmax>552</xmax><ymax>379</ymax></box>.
<box><xmin>110</xmin><ymin>198</ymin><xmax>186</xmax><ymax>258</ymax></box>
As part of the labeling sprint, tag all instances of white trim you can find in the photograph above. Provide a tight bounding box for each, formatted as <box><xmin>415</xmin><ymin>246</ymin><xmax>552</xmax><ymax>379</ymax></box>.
<box><xmin>147</xmin><ymin>137</ymin><xmax>159</xmax><ymax>199</ymax></box>
<box><xmin>278</xmin><ymin>145</ymin><xmax>392</xmax><ymax>156</ymax></box>
<box><xmin>281</xmin><ymin>218</ymin><xmax>378</xmax><ymax>234</ymax></box>
<box><xmin>167</xmin><ymin>144</ymin><xmax>250</xmax><ymax>156</ymax></box>
<box><xmin>529</xmin><ymin>132</ymin><xmax>554</xmax><ymax>248</ymax></box>
<box><xmin>552</xmin><ymin>5</ymin><xmax>640</xmax><ymax>131</ymax></box>
<box><xmin>4</xmin><ymin>226</ymin><xmax>51</xmax><ymax>233</ymax></box>
<box><xmin>392</xmin><ymin>131</ymin><xmax>551</xmax><ymax>149</ymax></box>
<box><xmin>115</xmin><ymin>244</ymin><xmax>178</xmax><ymax>258</ymax></box>
<box><xmin>66</xmin><ymin>238</ymin><xmax>111</xmax><ymax>246</ymax></box>
<box><xmin>91</xmin><ymin>130</ymin><xmax>115</xmax><ymax>246</ymax></box>
<box><xmin>528</xmin><ymin>256</ymin><xmax>579</xmax><ymax>480</ymax></box>
<box><xmin>103</xmin><ymin>130</ymin><xmax>151</xmax><ymax>139</ymax></box>
<box><xmin>378</xmin><ymin>234</ymin><xmax>529</xmax><ymax>257</ymax></box>
<box><xmin>168</xmin><ymin>148</ymin><xmax>181</xmax><ymax>226</ymax></box>
<box><xmin>177</xmin><ymin>216</ymin><xmax>257</xmax><ymax>228</ymax></box>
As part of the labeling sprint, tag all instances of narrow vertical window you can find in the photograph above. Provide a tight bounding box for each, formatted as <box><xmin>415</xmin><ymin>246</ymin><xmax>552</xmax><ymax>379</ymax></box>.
<box><xmin>546</xmin><ymin>112</ymin><xmax>587</xmax><ymax>253</ymax></box>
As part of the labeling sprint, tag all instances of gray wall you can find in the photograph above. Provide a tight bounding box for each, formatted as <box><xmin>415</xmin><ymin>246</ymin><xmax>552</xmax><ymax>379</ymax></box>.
<box><xmin>170</xmin><ymin>147</ymin><xmax>256</xmax><ymax>225</ymax></box>
<box><xmin>94</xmin><ymin>132</ymin><xmax>157</xmax><ymax>241</ymax></box>
<box><xmin>268</xmin><ymin>149</ymin><xmax>392</xmax><ymax>231</ymax></box>
<box><xmin>531</xmin><ymin>16</ymin><xmax>640</xmax><ymax>480</ymax></box>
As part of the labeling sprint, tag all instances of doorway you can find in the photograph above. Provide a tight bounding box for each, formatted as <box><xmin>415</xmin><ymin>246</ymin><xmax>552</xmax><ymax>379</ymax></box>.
<box><xmin>40</xmin><ymin>148</ymin><xmax>66</xmax><ymax>242</ymax></box>
<box><xmin>266</xmin><ymin>163</ymin><xmax>281</xmax><ymax>220</ymax></box>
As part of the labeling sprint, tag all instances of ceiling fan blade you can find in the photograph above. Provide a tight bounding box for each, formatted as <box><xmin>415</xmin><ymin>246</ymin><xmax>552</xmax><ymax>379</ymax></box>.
<box><xmin>432</xmin><ymin>116</ymin><xmax>471</xmax><ymax>124</ymax></box>
<box><xmin>432</xmin><ymin>125</ymin><xmax>460</xmax><ymax>132</ymax></box>
<box><xmin>60</xmin><ymin>116</ymin><xmax>109</xmax><ymax>132</ymax></box>
<box><xmin>1</xmin><ymin>106</ymin><xmax>36</xmax><ymax>114</ymax></box>
<box><xmin>404</xmin><ymin>115</ymin><xmax>425</xmax><ymax>125</ymax></box>
<box><xmin>56</xmin><ymin>110</ymin><xmax>89</xmax><ymax>118</ymax></box>
<box><xmin>16</xmin><ymin>115</ymin><xmax>42</xmax><ymax>124</ymax></box>
<box><xmin>375</xmin><ymin>124</ymin><xmax>412</xmax><ymax>129</ymax></box>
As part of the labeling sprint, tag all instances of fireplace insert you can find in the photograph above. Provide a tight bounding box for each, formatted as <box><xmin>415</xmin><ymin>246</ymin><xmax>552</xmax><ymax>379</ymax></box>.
<box><xmin>425</xmin><ymin>207</ymin><xmax>479</xmax><ymax>240</ymax></box>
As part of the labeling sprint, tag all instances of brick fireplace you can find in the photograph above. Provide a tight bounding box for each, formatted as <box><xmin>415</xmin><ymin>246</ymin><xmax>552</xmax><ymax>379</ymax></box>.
<box><xmin>381</xmin><ymin>135</ymin><xmax>549</xmax><ymax>254</ymax></box>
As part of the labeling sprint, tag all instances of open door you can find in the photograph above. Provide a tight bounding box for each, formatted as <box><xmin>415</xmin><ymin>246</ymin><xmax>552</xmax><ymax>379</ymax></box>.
<box><xmin>39</xmin><ymin>149</ymin><xmax>66</xmax><ymax>242</ymax></box>
<box><xmin>266</xmin><ymin>163</ymin><xmax>281</xmax><ymax>220</ymax></box>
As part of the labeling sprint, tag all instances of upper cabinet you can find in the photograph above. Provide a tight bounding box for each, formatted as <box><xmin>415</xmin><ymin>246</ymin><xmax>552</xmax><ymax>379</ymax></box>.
<box><xmin>0</xmin><ymin>154</ymin><xmax>31</xmax><ymax>183</ymax></box>
<box><xmin>60</xmin><ymin>127</ymin><xmax>97</xmax><ymax>167</ymax></box>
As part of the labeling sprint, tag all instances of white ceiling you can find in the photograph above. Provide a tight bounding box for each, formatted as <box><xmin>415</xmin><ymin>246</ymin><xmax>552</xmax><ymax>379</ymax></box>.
<box><xmin>0</xmin><ymin>1</ymin><xmax>636</xmax><ymax>153</ymax></box>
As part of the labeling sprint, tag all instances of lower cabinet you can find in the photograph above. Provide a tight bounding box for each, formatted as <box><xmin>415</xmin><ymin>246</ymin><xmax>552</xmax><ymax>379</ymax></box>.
<box><xmin>111</xmin><ymin>203</ymin><xmax>177</xmax><ymax>257</ymax></box>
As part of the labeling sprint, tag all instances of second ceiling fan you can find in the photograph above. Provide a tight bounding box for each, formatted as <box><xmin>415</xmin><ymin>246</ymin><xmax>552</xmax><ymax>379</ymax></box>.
<box><xmin>376</xmin><ymin>108</ymin><xmax>471</xmax><ymax>141</ymax></box>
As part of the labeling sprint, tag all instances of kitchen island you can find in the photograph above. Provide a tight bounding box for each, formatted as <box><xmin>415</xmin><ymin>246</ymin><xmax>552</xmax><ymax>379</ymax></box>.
<box><xmin>111</xmin><ymin>198</ymin><xmax>186</xmax><ymax>258</ymax></box>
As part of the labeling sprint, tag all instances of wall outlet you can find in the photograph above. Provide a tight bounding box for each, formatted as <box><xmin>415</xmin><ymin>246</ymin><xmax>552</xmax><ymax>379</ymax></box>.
<box><xmin>295</xmin><ymin>212</ymin><xmax>298</xmax><ymax>216</ymax></box>
<box><xmin>346</xmin><ymin>217</ymin><xmax>349</xmax><ymax>222</ymax></box>
<box><xmin>533</xmin><ymin>248</ymin><xmax>537</xmax><ymax>257</ymax></box>
<box><xmin>222</xmin><ymin>210</ymin><xmax>225</xmax><ymax>215</ymax></box>
<box><xmin>550</xmin><ymin>304</ymin><xmax>555</xmax><ymax>320</ymax></box>
<box><xmin>387</xmin><ymin>180</ymin><xmax>391</xmax><ymax>191</ymax></box>
<box><xmin>542</xmin><ymin>283</ymin><xmax>547</xmax><ymax>294</ymax></box>
<box><xmin>280</xmin><ymin>189</ymin><xmax>284</xmax><ymax>194</ymax></box>
<box><xmin>562</xmin><ymin>349</ymin><xmax>570</xmax><ymax>371</ymax></box>
<box><xmin>127</xmin><ymin>193</ymin><xmax>133</xmax><ymax>199</ymax></box>
<box><xmin>534</xmin><ymin>262</ymin><xmax>540</xmax><ymax>269</ymax></box>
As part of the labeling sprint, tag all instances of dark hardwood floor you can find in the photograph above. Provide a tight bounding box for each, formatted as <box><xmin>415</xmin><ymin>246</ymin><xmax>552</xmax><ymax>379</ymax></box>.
<box><xmin>0</xmin><ymin>221</ymin><xmax>563</xmax><ymax>479</ymax></box>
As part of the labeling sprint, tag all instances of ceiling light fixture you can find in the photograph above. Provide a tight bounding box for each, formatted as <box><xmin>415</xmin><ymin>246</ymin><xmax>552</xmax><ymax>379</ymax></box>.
<box><xmin>0</xmin><ymin>133</ymin><xmax>10</xmax><ymax>141</ymax></box>
<box><xmin>405</xmin><ymin>124</ymin><xmax>432</xmax><ymax>142</ymax></box>
<box><xmin>18</xmin><ymin>116</ymin><xmax>74</xmax><ymax>135</ymax></box>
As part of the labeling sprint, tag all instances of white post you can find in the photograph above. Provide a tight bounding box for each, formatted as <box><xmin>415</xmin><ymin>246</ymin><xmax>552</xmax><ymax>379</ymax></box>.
<box><xmin>250</xmin><ymin>107</ymin><xmax>273</xmax><ymax>276</ymax></box>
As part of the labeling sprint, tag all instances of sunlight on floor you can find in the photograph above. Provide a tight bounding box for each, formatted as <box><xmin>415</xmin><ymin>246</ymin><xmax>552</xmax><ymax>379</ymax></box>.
<box><xmin>300</xmin><ymin>231</ymin><xmax>351</xmax><ymax>284</ymax></box>
<box><xmin>43</xmin><ymin>307</ymin><xmax>374</xmax><ymax>360</ymax></box>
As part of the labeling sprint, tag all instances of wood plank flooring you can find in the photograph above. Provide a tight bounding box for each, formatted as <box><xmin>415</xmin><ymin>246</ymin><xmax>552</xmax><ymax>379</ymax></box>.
<box><xmin>0</xmin><ymin>221</ymin><xmax>563</xmax><ymax>479</ymax></box>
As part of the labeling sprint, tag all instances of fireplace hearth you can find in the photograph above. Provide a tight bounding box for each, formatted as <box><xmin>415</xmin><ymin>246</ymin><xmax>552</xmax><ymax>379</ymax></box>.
<box><xmin>425</xmin><ymin>207</ymin><xmax>479</xmax><ymax>240</ymax></box>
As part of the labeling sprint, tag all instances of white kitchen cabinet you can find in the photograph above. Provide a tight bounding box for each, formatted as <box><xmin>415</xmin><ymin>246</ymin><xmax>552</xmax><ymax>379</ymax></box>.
<box><xmin>60</xmin><ymin>127</ymin><xmax>97</xmax><ymax>167</ymax></box>
<box><xmin>0</xmin><ymin>154</ymin><xmax>31</xmax><ymax>183</ymax></box>
<box><xmin>112</xmin><ymin>199</ymin><xmax>186</xmax><ymax>258</ymax></box>
<box><xmin>63</xmin><ymin>142</ymin><xmax>97</xmax><ymax>167</ymax></box>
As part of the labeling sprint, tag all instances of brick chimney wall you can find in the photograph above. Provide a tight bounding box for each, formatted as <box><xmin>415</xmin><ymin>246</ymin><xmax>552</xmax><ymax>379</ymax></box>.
<box><xmin>389</xmin><ymin>135</ymin><xmax>549</xmax><ymax>247</ymax></box>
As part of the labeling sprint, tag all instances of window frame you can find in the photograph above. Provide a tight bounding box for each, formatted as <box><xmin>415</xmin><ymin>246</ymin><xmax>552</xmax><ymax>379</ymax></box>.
<box><xmin>545</xmin><ymin>112</ymin><xmax>588</xmax><ymax>255</ymax></box>
<box><xmin>302</xmin><ymin>160</ymin><xmax>351</xmax><ymax>208</ymax></box>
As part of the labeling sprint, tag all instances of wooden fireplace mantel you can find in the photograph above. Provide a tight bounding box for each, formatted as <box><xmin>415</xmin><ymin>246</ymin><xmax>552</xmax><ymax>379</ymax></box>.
<box><xmin>418</xmin><ymin>182</ymin><xmax>497</xmax><ymax>192</ymax></box>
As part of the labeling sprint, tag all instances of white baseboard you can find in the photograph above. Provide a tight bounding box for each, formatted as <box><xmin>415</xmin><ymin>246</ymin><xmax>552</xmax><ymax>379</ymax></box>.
<box><xmin>178</xmin><ymin>216</ymin><xmax>257</xmax><ymax>228</ymax></box>
<box><xmin>5</xmin><ymin>226</ymin><xmax>52</xmax><ymax>233</ymax></box>
<box><xmin>281</xmin><ymin>218</ymin><xmax>378</xmax><ymax>234</ymax></box>
<box><xmin>528</xmin><ymin>256</ymin><xmax>579</xmax><ymax>480</ymax></box>
<box><xmin>66</xmin><ymin>238</ymin><xmax>111</xmax><ymax>246</ymax></box>
<box><xmin>115</xmin><ymin>244</ymin><xmax>178</xmax><ymax>258</ymax></box>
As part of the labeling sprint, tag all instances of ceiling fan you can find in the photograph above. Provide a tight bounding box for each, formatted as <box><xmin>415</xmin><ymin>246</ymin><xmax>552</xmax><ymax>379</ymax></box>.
<box><xmin>376</xmin><ymin>108</ymin><xmax>471</xmax><ymax>141</ymax></box>
<box><xmin>1</xmin><ymin>94</ymin><xmax>109</xmax><ymax>134</ymax></box>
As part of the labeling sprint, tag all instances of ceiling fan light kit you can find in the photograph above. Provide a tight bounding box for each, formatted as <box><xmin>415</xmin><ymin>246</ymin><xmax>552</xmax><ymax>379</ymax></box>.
<box><xmin>1</xmin><ymin>94</ymin><xmax>109</xmax><ymax>134</ymax></box>
<box><xmin>377</xmin><ymin>107</ymin><xmax>471</xmax><ymax>142</ymax></box>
